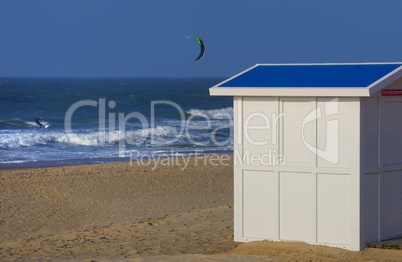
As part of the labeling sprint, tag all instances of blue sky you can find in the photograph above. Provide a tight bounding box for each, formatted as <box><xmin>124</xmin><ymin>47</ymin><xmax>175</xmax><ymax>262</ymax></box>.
<box><xmin>1</xmin><ymin>0</ymin><xmax>402</xmax><ymax>77</ymax></box>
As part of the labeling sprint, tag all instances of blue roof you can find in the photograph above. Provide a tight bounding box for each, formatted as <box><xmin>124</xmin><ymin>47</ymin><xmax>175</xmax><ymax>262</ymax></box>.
<box><xmin>219</xmin><ymin>64</ymin><xmax>402</xmax><ymax>88</ymax></box>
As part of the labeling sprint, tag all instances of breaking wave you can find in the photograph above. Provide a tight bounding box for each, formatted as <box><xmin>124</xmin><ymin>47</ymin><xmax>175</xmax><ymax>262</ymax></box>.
<box><xmin>185</xmin><ymin>107</ymin><xmax>233</xmax><ymax>120</ymax></box>
<box><xmin>0</xmin><ymin>126</ymin><xmax>182</xmax><ymax>149</ymax></box>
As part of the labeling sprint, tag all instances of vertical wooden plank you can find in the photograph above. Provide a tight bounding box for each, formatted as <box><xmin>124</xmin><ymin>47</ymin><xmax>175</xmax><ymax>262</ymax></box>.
<box><xmin>279</xmin><ymin>172</ymin><xmax>312</xmax><ymax>241</ymax></box>
<box><xmin>243</xmin><ymin>170</ymin><xmax>276</xmax><ymax>239</ymax></box>
<box><xmin>317</xmin><ymin>174</ymin><xmax>351</xmax><ymax>245</ymax></box>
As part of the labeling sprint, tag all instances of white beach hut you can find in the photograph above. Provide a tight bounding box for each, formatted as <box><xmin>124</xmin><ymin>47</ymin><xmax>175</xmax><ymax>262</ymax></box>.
<box><xmin>209</xmin><ymin>62</ymin><xmax>402</xmax><ymax>251</ymax></box>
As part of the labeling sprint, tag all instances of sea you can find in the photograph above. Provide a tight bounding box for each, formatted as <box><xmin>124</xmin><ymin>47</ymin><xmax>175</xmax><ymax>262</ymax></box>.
<box><xmin>0</xmin><ymin>77</ymin><xmax>233</xmax><ymax>168</ymax></box>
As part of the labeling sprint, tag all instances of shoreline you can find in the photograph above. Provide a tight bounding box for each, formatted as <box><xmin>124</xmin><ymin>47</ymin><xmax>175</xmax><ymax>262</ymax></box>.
<box><xmin>0</xmin><ymin>150</ymin><xmax>233</xmax><ymax>170</ymax></box>
<box><xmin>0</xmin><ymin>156</ymin><xmax>132</xmax><ymax>170</ymax></box>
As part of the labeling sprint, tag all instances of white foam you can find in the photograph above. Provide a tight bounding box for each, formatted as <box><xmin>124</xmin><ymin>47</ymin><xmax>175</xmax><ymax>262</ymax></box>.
<box><xmin>186</xmin><ymin>107</ymin><xmax>233</xmax><ymax>120</ymax></box>
<box><xmin>0</xmin><ymin>126</ymin><xmax>181</xmax><ymax>149</ymax></box>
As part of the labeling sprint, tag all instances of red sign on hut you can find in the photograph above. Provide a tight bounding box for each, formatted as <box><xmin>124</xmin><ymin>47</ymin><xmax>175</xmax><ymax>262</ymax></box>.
<box><xmin>382</xmin><ymin>89</ymin><xmax>402</xmax><ymax>96</ymax></box>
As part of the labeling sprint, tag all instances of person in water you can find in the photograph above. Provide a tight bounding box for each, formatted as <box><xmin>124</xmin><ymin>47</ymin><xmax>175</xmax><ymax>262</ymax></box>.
<box><xmin>209</xmin><ymin>131</ymin><xmax>217</xmax><ymax>147</ymax></box>
<box><xmin>35</xmin><ymin>117</ymin><xmax>45</xmax><ymax>128</ymax></box>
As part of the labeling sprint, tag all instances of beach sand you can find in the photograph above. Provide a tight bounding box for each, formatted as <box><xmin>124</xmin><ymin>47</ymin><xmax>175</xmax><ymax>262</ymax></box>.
<box><xmin>1</xmin><ymin>155</ymin><xmax>402</xmax><ymax>261</ymax></box>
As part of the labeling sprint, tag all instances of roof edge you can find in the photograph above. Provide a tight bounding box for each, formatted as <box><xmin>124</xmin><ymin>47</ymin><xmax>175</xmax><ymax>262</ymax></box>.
<box><xmin>209</xmin><ymin>87</ymin><xmax>370</xmax><ymax>97</ymax></box>
<box><xmin>368</xmin><ymin>65</ymin><xmax>402</xmax><ymax>95</ymax></box>
<box><xmin>255</xmin><ymin>62</ymin><xmax>402</xmax><ymax>66</ymax></box>
<box><xmin>211</xmin><ymin>64</ymin><xmax>259</xmax><ymax>89</ymax></box>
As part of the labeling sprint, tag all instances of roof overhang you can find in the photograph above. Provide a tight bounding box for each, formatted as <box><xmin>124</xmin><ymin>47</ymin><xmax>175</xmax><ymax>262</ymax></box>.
<box><xmin>210</xmin><ymin>87</ymin><xmax>371</xmax><ymax>97</ymax></box>
<box><xmin>210</xmin><ymin>62</ymin><xmax>402</xmax><ymax>97</ymax></box>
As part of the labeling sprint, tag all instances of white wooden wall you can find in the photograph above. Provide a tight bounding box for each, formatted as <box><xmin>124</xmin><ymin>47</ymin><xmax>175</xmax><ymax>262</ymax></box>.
<box><xmin>362</xmin><ymin>96</ymin><xmax>402</xmax><ymax>244</ymax></box>
<box><xmin>234</xmin><ymin>96</ymin><xmax>361</xmax><ymax>251</ymax></box>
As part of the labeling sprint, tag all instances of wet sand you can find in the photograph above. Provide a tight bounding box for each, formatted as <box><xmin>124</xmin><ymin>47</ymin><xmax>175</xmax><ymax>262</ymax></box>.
<box><xmin>1</xmin><ymin>155</ymin><xmax>401</xmax><ymax>261</ymax></box>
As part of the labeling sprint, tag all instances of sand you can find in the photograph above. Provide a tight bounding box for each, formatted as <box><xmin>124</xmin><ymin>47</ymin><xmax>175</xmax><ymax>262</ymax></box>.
<box><xmin>1</xmin><ymin>155</ymin><xmax>402</xmax><ymax>261</ymax></box>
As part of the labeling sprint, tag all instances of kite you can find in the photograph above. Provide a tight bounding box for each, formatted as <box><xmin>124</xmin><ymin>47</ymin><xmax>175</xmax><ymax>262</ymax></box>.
<box><xmin>186</xmin><ymin>36</ymin><xmax>206</xmax><ymax>62</ymax></box>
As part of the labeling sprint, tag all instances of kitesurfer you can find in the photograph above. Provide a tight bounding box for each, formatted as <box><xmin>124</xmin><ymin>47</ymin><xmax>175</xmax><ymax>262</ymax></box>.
<box><xmin>209</xmin><ymin>131</ymin><xmax>217</xmax><ymax>147</ymax></box>
<box><xmin>35</xmin><ymin>117</ymin><xmax>45</xmax><ymax>128</ymax></box>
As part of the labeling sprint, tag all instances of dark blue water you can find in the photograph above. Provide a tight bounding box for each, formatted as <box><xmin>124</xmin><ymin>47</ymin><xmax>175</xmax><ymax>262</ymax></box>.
<box><xmin>0</xmin><ymin>78</ymin><xmax>233</xmax><ymax>167</ymax></box>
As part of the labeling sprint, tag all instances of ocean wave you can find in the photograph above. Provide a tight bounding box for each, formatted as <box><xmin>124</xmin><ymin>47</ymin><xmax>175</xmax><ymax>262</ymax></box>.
<box><xmin>0</xmin><ymin>126</ymin><xmax>181</xmax><ymax>149</ymax></box>
<box><xmin>185</xmin><ymin>107</ymin><xmax>233</xmax><ymax>120</ymax></box>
